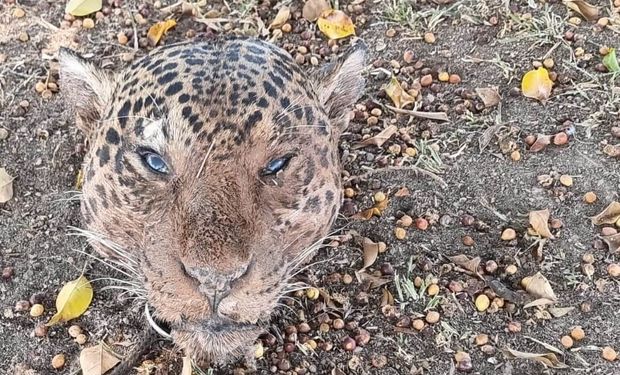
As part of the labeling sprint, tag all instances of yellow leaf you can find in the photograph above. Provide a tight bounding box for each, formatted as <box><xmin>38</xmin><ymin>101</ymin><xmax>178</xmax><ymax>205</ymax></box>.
<box><xmin>529</xmin><ymin>209</ymin><xmax>555</xmax><ymax>239</ymax></box>
<box><xmin>0</xmin><ymin>167</ymin><xmax>14</xmax><ymax>203</ymax></box>
<box><xmin>268</xmin><ymin>6</ymin><xmax>290</xmax><ymax>29</ymax></box>
<box><xmin>80</xmin><ymin>343</ymin><xmax>120</xmax><ymax>375</ymax></box>
<box><xmin>147</xmin><ymin>19</ymin><xmax>177</xmax><ymax>47</ymax></box>
<box><xmin>385</xmin><ymin>76</ymin><xmax>416</xmax><ymax>109</ymax></box>
<box><xmin>317</xmin><ymin>9</ymin><xmax>355</xmax><ymax>40</ymax></box>
<box><xmin>47</xmin><ymin>275</ymin><xmax>93</xmax><ymax>326</ymax></box>
<box><xmin>66</xmin><ymin>0</ymin><xmax>102</xmax><ymax>16</ymax></box>
<box><xmin>521</xmin><ymin>67</ymin><xmax>553</xmax><ymax>102</ymax></box>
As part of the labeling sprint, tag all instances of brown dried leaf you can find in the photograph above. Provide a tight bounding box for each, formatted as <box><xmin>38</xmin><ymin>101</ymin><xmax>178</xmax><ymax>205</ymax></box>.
<box><xmin>529</xmin><ymin>134</ymin><xmax>551</xmax><ymax>152</ymax></box>
<box><xmin>361</xmin><ymin>237</ymin><xmax>379</xmax><ymax>271</ymax></box>
<box><xmin>548</xmin><ymin>306</ymin><xmax>575</xmax><ymax>318</ymax></box>
<box><xmin>486</xmin><ymin>279</ymin><xmax>526</xmax><ymax>304</ymax></box>
<box><xmin>448</xmin><ymin>254</ymin><xmax>481</xmax><ymax>274</ymax></box>
<box><xmin>268</xmin><ymin>6</ymin><xmax>290</xmax><ymax>29</ymax></box>
<box><xmin>563</xmin><ymin>0</ymin><xmax>599</xmax><ymax>21</ymax></box>
<box><xmin>0</xmin><ymin>168</ymin><xmax>14</xmax><ymax>203</ymax></box>
<box><xmin>475</xmin><ymin>87</ymin><xmax>501</xmax><ymax>108</ymax></box>
<box><xmin>80</xmin><ymin>343</ymin><xmax>121</xmax><ymax>375</ymax></box>
<box><xmin>591</xmin><ymin>201</ymin><xmax>620</xmax><ymax>225</ymax></box>
<box><xmin>529</xmin><ymin>209</ymin><xmax>554</xmax><ymax>239</ymax></box>
<box><xmin>381</xmin><ymin>288</ymin><xmax>394</xmax><ymax>306</ymax></box>
<box><xmin>394</xmin><ymin>187</ymin><xmax>410</xmax><ymax>197</ymax></box>
<box><xmin>352</xmin><ymin>125</ymin><xmax>398</xmax><ymax>149</ymax></box>
<box><xmin>502</xmin><ymin>348</ymin><xmax>568</xmax><ymax>369</ymax></box>
<box><xmin>351</xmin><ymin>208</ymin><xmax>374</xmax><ymax>220</ymax></box>
<box><xmin>385</xmin><ymin>77</ymin><xmax>416</xmax><ymax>109</ymax></box>
<box><xmin>523</xmin><ymin>297</ymin><xmax>556</xmax><ymax>309</ymax></box>
<box><xmin>602</xmin><ymin>233</ymin><xmax>620</xmax><ymax>253</ymax></box>
<box><xmin>525</xmin><ymin>272</ymin><xmax>557</xmax><ymax>301</ymax></box>
<box><xmin>357</xmin><ymin>272</ymin><xmax>391</xmax><ymax>288</ymax></box>
<box><xmin>302</xmin><ymin>0</ymin><xmax>330</xmax><ymax>21</ymax></box>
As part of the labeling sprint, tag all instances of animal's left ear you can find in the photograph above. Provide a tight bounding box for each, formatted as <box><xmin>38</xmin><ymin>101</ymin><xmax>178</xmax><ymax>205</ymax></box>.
<box><xmin>312</xmin><ymin>40</ymin><xmax>368</xmax><ymax>135</ymax></box>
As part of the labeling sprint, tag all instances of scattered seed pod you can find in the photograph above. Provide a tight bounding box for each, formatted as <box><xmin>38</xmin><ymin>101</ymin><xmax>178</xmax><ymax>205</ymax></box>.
<box><xmin>306</xmin><ymin>287</ymin><xmax>319</xmax><ymax>300</ymax></box>
<box><xmin>505</xmin><ymin>264</ymin><xmax>518</xmax><ymax>275</ymax></box>
<box><xmin>355</xmin><ymin>329</ymin><xmax>371</xmax><ymax>346</ymax></box>
<box><xmin>454</xmin><ymin>351</ymin><xmax>472</xmax><ymax>372</ymax></box>
<box><xmin>449</xmin><ymin>74</ymin><xmax>461</xmax><ymax>84</ymax></box>
<box><xmin>343</xmin><ymin>188</ymin><xmax>355</xmax><ymax>198</ymax></box>
<box><xmin>602</xmin><ymin>346</ymin><xmax>617</xmax><ymax>362</ymax></box>
<box><xmin>34</xmin><ymin>324</ymin><xmax>48</xmax><ymax>337</ymax></box>
<box><xmin>608</xmin><ymin>264</ymin><xmax>620</xmax><ymax>277</ymax></box>
<box><xmin>461</xmin><ymin>215</ymin><xmax>475</xmax><ymax>226</ymax></box>
<box><xmin>582</xmin><ymin>263</ymin><xmax>595</xmax><ymax>277</ymax></box>
<box><xmin>2</xmin><ymin>266</ymin><xmax>14</xmax><ymax>280</ymax></box>
<box><xmin>560</xmin><ymin>335</ymin><xmax>573</xmax><ymax>349</ymax></box>
<box><xmin>559</xmin><ymin>174</ymin><xmax>573</xmax><ymax>187</ymax></box>
<box><xmin>510</xmin><ymin>150</ymin><xmax>521</xmax><ymax>161</ymax></box>
<box><xmin>82</xmin><ymin>18</ymin><xmax>95</xmax><ymax>29</ymax></box>
<box><xmin>570</xmin><ymin>326</ymin><xmax>585</xmax><ymax>341</ymax></box>
<box><xmin>507</xmin><ymin>321</ymin><xmax>522</xmax><ymax>333</ymax></box>
<box><xmin>397</xmin><ymin>215</ymin><xmax>413</xmax><ymax>227</ymax></box>
<box><xmin>412</xmin><ymin>319</ymin><xmax>425</xmax><ymax>331</ymax></box>
<box><xmin>423</xmin><ymin>32</ymin><xmax>436</xmax><ymax>44</ymax></box>
<box><xmin>415</xmin><ymin>218</ymin><xmax>428</xmax><ymax>230</ymax></box>
<box><xmin>584</xmin><ymin>191</ymin><xmax>597</xmax><ymax>204</ymax></box>
<box><xmin>332</xmin><ymin>318</ymin><xmax>345</xmax><ymax>330</ymax></box>
<box><xmin>475</xmin><ymin>294</ymin><xmax>490</xmax><ymax>312</ymax></box>
<box><xmin>427</xmin><ymin>284</ymin><xmax>439</xmax><ymax>296</ymax></box>
<box><xmin>420</xmin><ymin>74</ymin><xmax>433</xmax><ymax>87</ymax></box>
<box><xmin>342</xmin><ymin>336</ymin><xmax>356</xmax><ymax>351</ymax></box>
<box><xmin>501</xmin><ymin>228</ymin><xmax>516</xmax><ymax>241</ymax></box>
<box><xmin>601</xmin><ymin>227</ymin><xmax>618</xmax><ymax>236</ymax></box>
<box><xmin>448</xmin><ymin>280</ymin><xmax>463</xmax><ymax>293</ymax></box>
<box><xmin>582</xmin><ymin>253</ymin><xmax>595</xmax><ymax>264</ymax></box>
<box><xmin>425</xmin><ymin>311</ymin><xmax>440</xmax><ymax>324</ymax></box>
<box><xmin>462</xmin><ymin>235</ymin><xmax>474</xmax><ymax>246</ymax></box>
<box><xmin>342</xmin><ymin>274</ymin><xmax>353</xmax><ymax>284</ymax></box>
<box><xmin>394</xmin><ymin>227</ymin><xmax>406</xmax><ymax>240</ymax></box>
<box><xmin>485</xmin><ymin>260</ymin><xmax>498</xmax><ymax>273</ymax></box>
<box><xmin>374</xmin><ymin>191</ymin><xmax>386</xmax><ymax>203</ymax></box>
<box><xmin>30</xmin><ymin>304</ymin><xmax>44</xmax><ymax>317</ymax></box>
<box><xmin>550</xmin><ymin>218</ymin><xmax>563</xmax><ymax>229</ymax></box>
<box><xmin>438</xmin><ymin>72</ymin><xmax>449</xmax><ymax>82</ymax></box>
<box><xmin>283</xmin><ymin>342</ymin><xmax>295</xmax><ymax>353</ymax></box>
<box><xmin>51</xmin><ymin>354</ymin><xmax>65</xmax><ymax>369</ymax></box>
<box><xmin>481</xmin><ymin>344</ymin><xmax>495</xmax><ymax>355</ymax></box>
<box><xmin>75</xmin><ymin>333</ymin><xmax>88</xmax><ymax>345</ymax></box>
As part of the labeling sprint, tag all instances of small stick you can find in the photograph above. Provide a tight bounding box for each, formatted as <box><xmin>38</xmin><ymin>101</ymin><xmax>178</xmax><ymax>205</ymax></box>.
<box><xmin>385</xmin><ymin>105</ymin><xmax>450</xmax><ymax>122</ymax></box>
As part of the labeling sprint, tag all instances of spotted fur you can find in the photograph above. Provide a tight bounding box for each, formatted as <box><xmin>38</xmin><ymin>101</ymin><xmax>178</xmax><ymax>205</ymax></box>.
<box><xmin>59</xmin><ymin>37</ymin><xmax>366</xmax><ymax>364</ymax></box>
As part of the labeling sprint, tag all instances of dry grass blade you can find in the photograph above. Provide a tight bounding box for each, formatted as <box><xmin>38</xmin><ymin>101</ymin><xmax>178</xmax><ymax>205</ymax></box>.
<box><xmin>502</xmin><ymin>347</ymin><xmax>568</xmax><ymax>369</ymax></box>
<box><xmin>386</xmin><ymin>104</ymin><xmax>450</xmax><ymax>121</ymax></box>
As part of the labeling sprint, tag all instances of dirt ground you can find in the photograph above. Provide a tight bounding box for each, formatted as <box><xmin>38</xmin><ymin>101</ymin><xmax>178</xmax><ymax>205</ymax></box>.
<box><xmin>1</xmin><ymin>0</ymin><xmax>620</xmax><ymax>374</ymax></box>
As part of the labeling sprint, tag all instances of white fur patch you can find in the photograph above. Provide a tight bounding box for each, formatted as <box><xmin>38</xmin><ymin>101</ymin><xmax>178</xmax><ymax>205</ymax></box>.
<box><xmin>143</xmin><ymin>119</ymin><xmax>166</xmax><ymax>146</ymax></box>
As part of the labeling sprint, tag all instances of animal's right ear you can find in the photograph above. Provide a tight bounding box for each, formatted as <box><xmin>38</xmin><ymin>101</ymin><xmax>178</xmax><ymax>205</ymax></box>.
<box><xmin>58</xmin><ymin>48</ymin><xmax>115</xmax><ymax>136</ymax></box>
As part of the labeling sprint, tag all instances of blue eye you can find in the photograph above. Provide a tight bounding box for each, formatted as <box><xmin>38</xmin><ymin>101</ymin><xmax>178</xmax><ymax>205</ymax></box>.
<box><xmin>261</xmin><ymin>155</ymin><xmax>292</xmax><ymax>176</ymax></box>
<box><xmin>142</xmin><ymin>152</ymin><xmax>169</xmax><ymax>174</ymax></box>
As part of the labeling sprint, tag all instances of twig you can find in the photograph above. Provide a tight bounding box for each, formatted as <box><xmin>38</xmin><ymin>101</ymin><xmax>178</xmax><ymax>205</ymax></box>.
<box><xmin>385</xmin><ymin>105</ymin><xmax>450</xmax><ymax>122</ymax></box>
<box><xmin>347</xmin><ymin>165</ymin><xmax>447</xmax><ymax>189</ymax></box>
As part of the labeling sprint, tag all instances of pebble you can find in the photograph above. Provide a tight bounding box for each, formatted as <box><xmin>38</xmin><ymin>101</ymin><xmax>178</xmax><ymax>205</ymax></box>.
<box><xmin>427</xmin><ymin>284</ymin><xmax>439</xmax><ymax>296</ymax></box>
<box><xmin>82</xmin><ymin>18</ymin><xmax>95</xmax><ymax>29</ymax></box>
<box><xmin>602</xmin><ymin>346</ymin><xmax>617</xmax><ymax>362</ymax></box>
<box><xmin>403</xmin><ymin>50</ymin><xmax>414</xmax><ymax>63</ymax></box>
<box><xmin>342</xmin><ymin>336</ymin><xmax>356</xmax><ymax>351</ymax></box>
<box><xmin>1</xmin><ymin>266</ymin><xmax>14</xmax><ymax>279</ymax></box>
<box><xmin>68</xmin><ymin>325</ymin><xmax>82</xmax><ymax>338</ymax></box>
<box><xmin>420</xmin><ymin>74</ymin><xmax>433</xmax><ymax>87</ymax></box>
<box><xmin>13</xmin><ymin>8</ymin><xmax>26</xmax><ymax>18</ymax></box>
<box><xmin>29</xmin><ymin>304</ymin><xmax>44</xmax><ymax>317</ymax></box>
<box><xmin>449</xmin><ymin>74</ymin><xmax>461</xmax><ymax>84</ymax></box>
<box><xmin>475</xmin><ymin>294</ymin><xmax>490</xmax><ymax>312</ymax></box>
<box><xmin>584</xmin><ymin>191</ymin><xmax>597</xmax><ymax>204</ymax></box>
<box><xmin>559</xmin><ymin>174</ymin><xmax>573</xmax><ymax>187</ymax></box>
<box><xmin>474</xmin><ymin>334</ymin><xmax>488</xmax><ymax>346</ymax></box>
<box><xmin>18</xmin><ymin>32</ymin><xmax>29</xmax><ymax>42</ymax></box>
<box><xmin>15</xmin><ymin>300</ymin><xmax>30</xmax><ymax>312</ymax></box>
<box><xmin>412</xmin><ymin>319</ymin><xmax>425</xmax><ymax>331</ymax></box>
<box><xmin>415</xmin><ymin>218</ymin><xmax>429</xmax><ymax>230</ymax></box>
<box><xmin>423</xmin><ymin>32</ymin><xmax>436</xmax><ymax>44</ymax></box>
<box><xmin>34</xmin><ymin>324</ymin><xmax>48</xmax><ymax>337</ymax></box>
<box><xmin>394</xmin><ymin>227</ymin><xmax>406</xmax><ymax>240</ymax></box>
<box><xmin>570</xmin><ymin>326</ymin><xmax>585</xmax><ymax>341</ymax></box>
<box><xmin>507</xmin><ymin>321</ymin><xmax>521</xmax><ymax>333</ymax></box>
<box><xmin>75</xmin><ymin>333</ymin><xmax>88</xmax><ymax>345</ymax></box>
<box><xmin>505</xmin><ymin>264</ymin><xmax>518</xmax><ymax>275</ymax></box>
<box><xmin>501</xmin><ymin>228</ymin><xmax>516</xmax><ymax>241</ymax></box>
<box><xmin>553</xmin><ymin>132</ymin><xmax>568</xmax><ymax>145</ymax></box>
<box><xmin>425</xmin><ymin>310</ymin><xmax>440</xmax><ymax>324</ymax></box>
<box><xmin>560</xmin><ymin>335</ymin><xmax>573</xmax><ymax>348</ymax></box>
<box><xmin>543</xmin><ymin>58</ymin><xmax>554</xmax><ymax>69</ymax></box>
<box><xmin>607</xmin><ymin>263</ymin><xmax>620</xmax><ymax>277</ymax></box>
<box><xmin>438</xmin><ymin>72</ymin><xmax>449</xmax><ymax>82</ymax></box>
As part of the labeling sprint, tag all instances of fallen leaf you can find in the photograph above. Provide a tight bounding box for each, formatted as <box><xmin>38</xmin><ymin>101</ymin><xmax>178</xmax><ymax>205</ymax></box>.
<box><xmin>602</xmin><ymin>233</ymin><xmax>620</xmax><ymax>253</ymax></box>
<box><xmin>381</xmin><ymin>288</ymin><xmax>394</xmax><ymax>306</ymax></box>
<box><xmin>502</xmin><ymin>348</ymin><xmax>568</xmax><ymax>369</ymax></box>
<box><xmin>356</xmin><ymin>272</ymin><xmax>391</xmax><ymax>288</ymax></box>
<box><xmin>448</xmin><ymin>254</ymin><xmax>481</xmax><ymax>274</ymax></box>
<box><xmin>147</xmin><ymin>19</ymin><xmax>177</xmax><ymax>47</ymax></box>
<box><xmin>529</xmin><ymin>209</ymin><xmax>555</xmax><ymax>239</ymax></box>
<box><xmin>529</xmin><ymin>134</ymin><xmax>551</xmax><ymax>152</ymax></box>
<box><xmin>361</xmin><ymin>237</ymin><xmax>379</xmax><ymax>271</ymax></box>
<box><xmin>352</xmin><ymin>125</ymin><xmax>398</xmax><ymax>149</ymax></box>
<box><xmin>79</xmin><ymin>343</ymin><xmax>120</xmax><ymax>375</ymax></box>
<box><xmin>603</xmin><ymin>144</ymin><xmax>620</xmax><ymax>157</ymax></box>
<box><xmin>521</xmin><ymin>67</ymin><xmax>553</xmax><ymax>102</ymax></box>
<box><xmin>591</xmin><ymin>201</ymin><xmax>620</xmax><ymax>225</ymax></box>
<box><xmin>548</xmin><ymin>306</ymin><xmax>575</xmax><ymax>318</ymax></box>
<box><xmin>486</xmin><ymin>279</ymin><xmax>526</xmax><ymax>304</ymax></box>
<box><xmin>317</xmin><ymin>9</ymin><xmax>355</xmax><ymax>40</ymax></box>
<box><xmin>385</xmin><ymin>76</ymin><xmax>416</xmax><ymax>109</ymax></box>
<box><xmin>268</xmin><ymin>6</ymin><xmax>290</xmax><ymax>29</ymax></box>
<box><xmin>475</xmin><ymin>87</ymin><xmax>501</xmax><ymax>108</ymax></box>
<box><xmin>302</xmin><ymin>0</ymin><xmax>330</xmax><ymax>22</ymax></box>
<box><xmin>351</xmin><ymin>207</ymin><xmax>374</xmax><ymax>220</ymax></box>
<box><xmin>394</xmin><ymin>187</ymin><xmax>410</xmax><ymax>197</ymax></box>
<box><xmin>66</xmin><ymin>0</ymin><xmax>102</xmax><ymax>16</ymax></box>
<box><xmin>0</xmin><ymin>168</ymin><xmax>14</xmax><ymax>203</ymax></box>
<box><xmin>524</xmin><ymin>297</ymin><xmax>556</xmax><ymax>308</ymax></box>
<box><xmin>603</xmin><ymin>48</ymin><xmax>620</xmax><ymax>73</ymax></box>
<box><xmin>524</xmin><ymin>272</ymin><xmax>557</xmax><ymax>301</ymax></box>
<box><xmin>47</xmin><ymin>275</ymin><xmax>93</xmax><ymax>326</ymax></box>
<box><xmin>563</xmin><ymin>0</ymin><xmax>599</xmax><ymax>21</ymax></box>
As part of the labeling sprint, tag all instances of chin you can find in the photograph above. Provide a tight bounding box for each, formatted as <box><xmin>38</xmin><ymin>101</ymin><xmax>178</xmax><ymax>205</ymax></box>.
<box><xmin>171</xmin><ymin>322</ymin><xmax>265</xmax><ymax>366</ymax></box>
